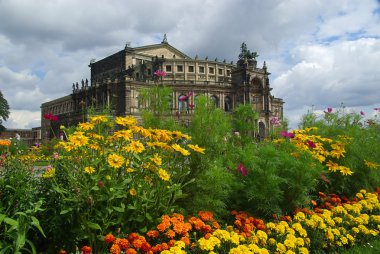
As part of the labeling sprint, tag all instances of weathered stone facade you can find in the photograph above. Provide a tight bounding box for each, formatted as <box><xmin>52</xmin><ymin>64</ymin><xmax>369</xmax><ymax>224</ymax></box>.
<box><xmin>41</xmin><ymin>40</ymin><xmax>284</xmax><ymax>140</ymax></box>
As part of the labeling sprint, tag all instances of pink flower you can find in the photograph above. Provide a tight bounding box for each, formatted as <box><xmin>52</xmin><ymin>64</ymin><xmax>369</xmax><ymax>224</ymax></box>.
<box><xmin>360</xmin><ymin>111</ymin><xmax>365</xmax><ymax>116</ymax></box>
<box><xmin>236</xmin><ymin>163</ymin><xmax>248</xmax><ymax>176</ymax></box>
<box><xmin>270</xmin><ymin>117</ymin><xmax>281</xmax><ymax>125</ymax></box>
<box><xmin>280</xmin><ymin>130</ymin><xmax>294</xmax><ymax>138</ymax></box>
<box><xmin>374</xmin><ymin>108</ymin><xmax>380</xmax><ymax>111</ymax></box>
<box><xmin>154</xmin><ymin>70</ymin><xmax>167</xmax><ymax>77</ymax></box>
<box><xmin>53</xmin><ymin>152</ymin><xmax>59</xmax><ymax>160</ymax></box>
<box><xmin>324</xmin><ymin>107</ymin><xmax>333</xmax><ymax>114</ymax></box>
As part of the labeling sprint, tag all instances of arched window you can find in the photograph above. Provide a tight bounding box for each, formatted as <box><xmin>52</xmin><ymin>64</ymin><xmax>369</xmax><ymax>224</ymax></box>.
<box><xmin>178</xmin><ymin>94</ymin><xmax>188</xmax><ymax>113</ymax></box>
<box><xmin>224</xmin><ymin>96</ymin><xmax>232</xmax><ymax>112</ymax></box>
<box><xmin>210</xmin><ymin>95</ymin><xmax>219</xmax><ymax>108</ymax></box>
<box><xmin>258</xmin><ymin>122</ymin><xmax>266</xmax><ymax>140</ymax></box>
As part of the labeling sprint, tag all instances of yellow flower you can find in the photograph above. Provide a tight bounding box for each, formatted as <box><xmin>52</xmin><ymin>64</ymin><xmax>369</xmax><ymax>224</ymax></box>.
<box><xmin>150</xmin><ymin>153</ymin><xmax>162</xmax><ymax>166</ymax></box>
<box><xmin>158</xmin><ymin>169</ymin><xmax>170</xmax><ymax>181</ymax></box>
<box><xmin>129</xmin><ymin>188</ymin><xmax>137</xmax><ymax>196</ymax></box>
<box><xmin>90</xmin><ymin>115</ymin><xmax>109</xmax><ymax>124</ymax></box>
<box><xmin>115</xmin><ymin>116</ymin><xmax>137</xmax><ymax>126</ymax></box>
<box><xmin>126</xmin><ymin>167</ymin><xmax>135</xmax><ymax>173</ymax></box>
<box><xmin>84</xmin><ymin>166</ymin><xmax>95</xmax><ymax>174</ymax></box>
<box><xmin>276</xmin><ymin>243</ymin><xmax>287</xmax><ymax>253</ymax></box>
<box><xmin>68</xmin><ymin>132</ymin><xmax>89</xmax><ymax>147</ymax></box>
<box><xmin>112</xmin><ymin>130</ymin><xmax>133</xmax><ymax>141</ymax></box>
<box><xmin>123</xmin><ymin>140</ymin><xmax>145</xmax><ymax>154</ymax></box>
<box><xmin>187</xmin><ymin>144</ymin><xmax>205</xmax><ymax>154</ymax></box>
<box><xmin>78</xmin><ymin>122</ymin><xmax>95</xmax><ymax>131</ymax></box>
<box><xmin>364</xmin><ymin>160</ymin><xmax>379</xmax><ymax>169</ymax></box>
<box><xmin>171</xmin><ymin>130</ymin><xmax>191</xmax><ymax>140</ymax></box>
<box><xmin>107</xmin><ymin>154</ymin><xmax>125</xmax><ymax>168</ymax></box>
<box><xmin>0</xmin><ymin>139</ymin><xmax>11</xmax><ymax>146</ymax></box>
<box><xmin>339</xmin><ymin>166</ymin><xmax>353</xmax><ymax>176</ymax></box>
<box><xmin>172</xmin><ymin>144</ymin><xmax>190</xmax><ymax>156</ymax></box>
<box><xmin>42</xmin><ymin>166</ymin><xmax>55</xmax><ymax>178</ymax></box>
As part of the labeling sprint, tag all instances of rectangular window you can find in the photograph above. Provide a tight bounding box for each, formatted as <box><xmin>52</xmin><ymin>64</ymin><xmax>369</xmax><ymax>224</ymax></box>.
<box><xmin>177</xmin><ymin>65</ymin><xmax>183</xmax><ymax>72</ymax></box>
<box><xmin>166</xmin><ymin>65</ymin><xmax>172</xmax><ymax>72</ymax></box>
<box><xmin>209</xmin><ymin>67</ymin><xmax>214</xmax><ymax>74</ymax></box>
<box><xmin>199</xmin><ymin>66</ymin><xmax>205</xmax><ymax>73</ymax></box>
<box><xmin>188</xmin><ymin>66</ymin><xmax>194</xmax><ymax>72</ymax></box>
<box><xmin>227</xmin><ymin>70</ymin><xmax>231</xmax><ymax>76</ymax></box>
<box><xmin>218</xmin><ymin>68</ymin><xmax>223</xmax><ymax>75</ymax></box>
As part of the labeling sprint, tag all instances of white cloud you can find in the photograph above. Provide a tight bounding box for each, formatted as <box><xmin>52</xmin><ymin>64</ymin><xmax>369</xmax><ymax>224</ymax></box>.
<box><xmin>0</xmin><ymin>0</ymin><xmax>379</xmax><ymax>130</ymax></box>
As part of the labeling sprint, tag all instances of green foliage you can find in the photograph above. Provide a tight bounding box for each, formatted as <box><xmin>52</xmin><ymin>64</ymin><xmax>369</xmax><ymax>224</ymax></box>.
<box><xmin>36</xmin><ymin>115</ymin><xmax>196</xmax><ymax>252</ymax></box>
<box><xmin>181</xmin><ymin>159</ymin><xmax>236</xmax><ymax>219</ymax></box>
<box><xmin>0</xmin><ymin>157</ymin><xmax>45</xmax><ymax>253</ymax></box>
<box><xmin>0</xmin><ymin>90</ymin><xmax>10</xmax><ymax>132</ymax></box>
<box><xmin>232</xmin><ymin>104</ymin><xmax>258</xmax><ymax>145</ymax></box>
<box><xmin>299</xmin><ymin>108</ymin><xmax>380</xmax><ymax>196</ymax></box>
<box><xmin>227</xmin><ymin>141</ymin><xmax>322</xmax><ymax>217</ymax></box>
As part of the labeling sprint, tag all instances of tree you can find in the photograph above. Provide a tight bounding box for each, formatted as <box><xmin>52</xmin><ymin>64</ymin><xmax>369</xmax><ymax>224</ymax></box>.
<box><xmin>0</xmin><ymin>90</ymin><xmax>10</xmax><ymax>132</ymax></box>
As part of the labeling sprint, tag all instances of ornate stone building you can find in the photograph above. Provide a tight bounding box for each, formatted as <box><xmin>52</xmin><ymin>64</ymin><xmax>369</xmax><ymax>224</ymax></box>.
<box><xmin>41</xmin><ymin>38</ymin><xmax>284</xmax><ymax>140</ymax></box>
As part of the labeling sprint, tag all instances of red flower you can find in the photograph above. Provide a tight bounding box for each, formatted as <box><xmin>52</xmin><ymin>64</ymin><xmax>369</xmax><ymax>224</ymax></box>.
<box><xmin>236</xmin><ymin>163</ymin><xmax>248</xmax><ymax>176</ymax></box>
<box><xmin>43</xmin><ymin>113</ymin><xmax>59</xmax><ymax>121</ymax></box>
<box><xmin>81</xmin><ymin>246</ymin><xmax>92</xmax><ymax>254</ymax></box>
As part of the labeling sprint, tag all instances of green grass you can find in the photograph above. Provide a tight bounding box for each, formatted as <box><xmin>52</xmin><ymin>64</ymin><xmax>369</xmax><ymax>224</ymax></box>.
<box><xmin>338</xmin><ymin>239</ymin><xmax>380</xmax><ymax>254</ymax></box>
<box><xmin>33</xmin><ymin>160</ymin><xmax>49</xmax><ymax>166</ymax></box>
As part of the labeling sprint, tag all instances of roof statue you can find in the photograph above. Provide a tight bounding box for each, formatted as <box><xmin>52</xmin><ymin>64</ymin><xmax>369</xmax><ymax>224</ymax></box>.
<box><xmin>161</xmin><ymin>34</ymin><xmax>168</xmax><ymax>44</ymax></box>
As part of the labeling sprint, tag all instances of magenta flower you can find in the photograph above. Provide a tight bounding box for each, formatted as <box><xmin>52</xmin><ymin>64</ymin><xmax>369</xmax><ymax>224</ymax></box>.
<box><xmin>280</xmin><ymin>130</ymin><xmax>295</xmax><ymax>138</ymax></box>
<box><xmin>307</xmin><ymin>140</ymin><xmax>316</xmax><ymax>149</ymax></box>
<box><xmin>154</xmin><ymin>70</ymin><xmax>167</xmax><ymax>77</ymax></box>
<box><xmin>360</xmin><ymin>111</ymin><xmax>365</xmax><ymax>116</ymax></box>
<box><xmin>374</xmin><ymin>108</ymin><xmax>380</xmax><ymax>111</ymax></box>
<box><xmin>236</xmin><ymin>163</ymin><xmax>248</xmax><ymax>176</ymax></box>
<box><xmin>324</xmin><ymin>107</ymin><xmax>333</xmax><ymax>114</ymax></box>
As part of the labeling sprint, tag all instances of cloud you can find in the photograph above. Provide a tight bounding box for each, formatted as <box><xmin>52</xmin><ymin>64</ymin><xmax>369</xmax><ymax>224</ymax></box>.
<box><xmin>273</xmin><ymin>38</ymin><xmax>380</xmax><ymax>111</ymax></box>
<box><xmin>0</xmin><ymin>0</ymin><xmax>379</xmax><ymax>130</ymax></box>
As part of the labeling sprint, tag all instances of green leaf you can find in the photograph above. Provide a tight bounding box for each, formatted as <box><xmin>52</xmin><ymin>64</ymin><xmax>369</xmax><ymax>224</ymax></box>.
<box><xmin>127</xmin><ymin>204</ymin><xmax>136</xmax><ymax>210</ymax></box>
<box><xmin>91</xmin><ymin>186</ymin><xmax>99</xmax><ymax>191</ymax></box>
<box><xmin>60</xmin><ymin>208</ymin><xmax>72</xmax><ymax>215</ymax></box>
<box><xmin>31</xmin><ymin>216</ymin><xmax>46</xmax><ymax>237</ymax></box>
<box><xmin>145</xmin><ymin>213</ymin><xmax>152</xmax><ymax>222</ymax></box>
<box><xmin>113</xmin><ymin>206</ymin><xmax>125</xmax><ymax>213</ymax></box>
<box><xmin>4</xmin><ymin>217</ymin><xmax>18</xmax><ymax>227</ymax></box>
<box><xmin>0</xmin><ymin>213</ymin><xmax>6</xmax><ymax>224</ymax></box>
<box><xmin>87</xmin><ymin>222</ymin><xmax>101</xmax><ymax>231</ymax></box>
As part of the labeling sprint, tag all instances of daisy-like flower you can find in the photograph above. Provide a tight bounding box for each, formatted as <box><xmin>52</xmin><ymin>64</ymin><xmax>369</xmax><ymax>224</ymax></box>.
<box><xmin>172</xmin><ymin>144</ymin><xmax>190</xmax><ymax>156</ymax></box>
<box><xmin>90</xmin><ymin>115</ymin><xmax>109</xmax><ymax>124</ymax></box>
<box><xmin>129</xmin><ymin>188</ymin><xmax>137</xmax><ymax>196</ymax></box>
<box><xmin>84</xmin><ymin>166</ymin><xmax>95</xmax><ymax>174</ymax></box>
<box><xmin>188</xmin><ymin>144</ymin><xmax>205</xmax><ymax>154</ymax></box>
<box><xmin>107</xmin><ymin>154</ymin><xmax>125</xmax><ymax>168</ymax></box>
<box><xmin>115</xmin><ymin>116</ymin><xmax>138</xmax><ymax>126</ymax></box>
<box><xmin>158</xmin><ymin>169</ymin><xmax>170</xmax><ymax>181</ymax></box>
<box><xmin>123</xmin><ymin>140</ymin><xmax>145</xmax><ymax>154</ymax></box>
<box><xmin>78</xmin><ymin>122</ymin><xmax>95</xmax><ymax>131</ymax></box>
<box><xmin>150</xmin><ymin>153</ymin><xmax>162</xmax><ymax>166</ymax></box>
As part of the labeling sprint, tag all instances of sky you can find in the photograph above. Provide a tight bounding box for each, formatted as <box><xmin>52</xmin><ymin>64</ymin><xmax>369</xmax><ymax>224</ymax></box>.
<box><xmin>0</xmin><ymin>0</ymin><xmax>379</xmax><ymax>129</ymax></box>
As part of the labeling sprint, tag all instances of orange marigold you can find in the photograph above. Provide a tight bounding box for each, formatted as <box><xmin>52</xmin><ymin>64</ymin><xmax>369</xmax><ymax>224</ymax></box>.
<box><xmin>125</xmin><ymin>248</ymin><xmax>137</xmax><ymax>254</ymax></box>
<box><xmin>115</xmin><ymin>238</ymin><xmax>130</xmax><ymax>249</ymax></box>
<box><xmin>128</xmin><ymin>233</ymin><xmax>139</xmax><ymax>242</ymax></box>
<box><xmin>165</xmin><ymin>229</ymin><xmax>176</xmax><ymax>239</ymax></box>
<box><xmin>110</xmin><ymin>244</ymin><xmax>121</xmax><ymax>254</ymax></box>
<box><xmin>147</xmin><ymin>230</ymin><xmax>159</xmax><ymax>238</ymax></box>
<box><xmin>168</xmin><ymin>239</ymin><xmax>176</xmax><ymax>247</ymax></box>
<box><xmin>181</xmin><ymin>236</ymin><xmax>191</xmax><ymax>246</ymax></box>
<box><xmin>198</xmin><ymin>211</ymin><xmax>213</xmax><ymax>221</ymax></box>
<box><xmin>104</xmin><ymin>233</ymin><xmax>116</xmax><ymax>243</ymax></box>
<box><xmin>140</xmin><ymin>242</ymin><xmax>152</xmax><ymax>252</ymax></box>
